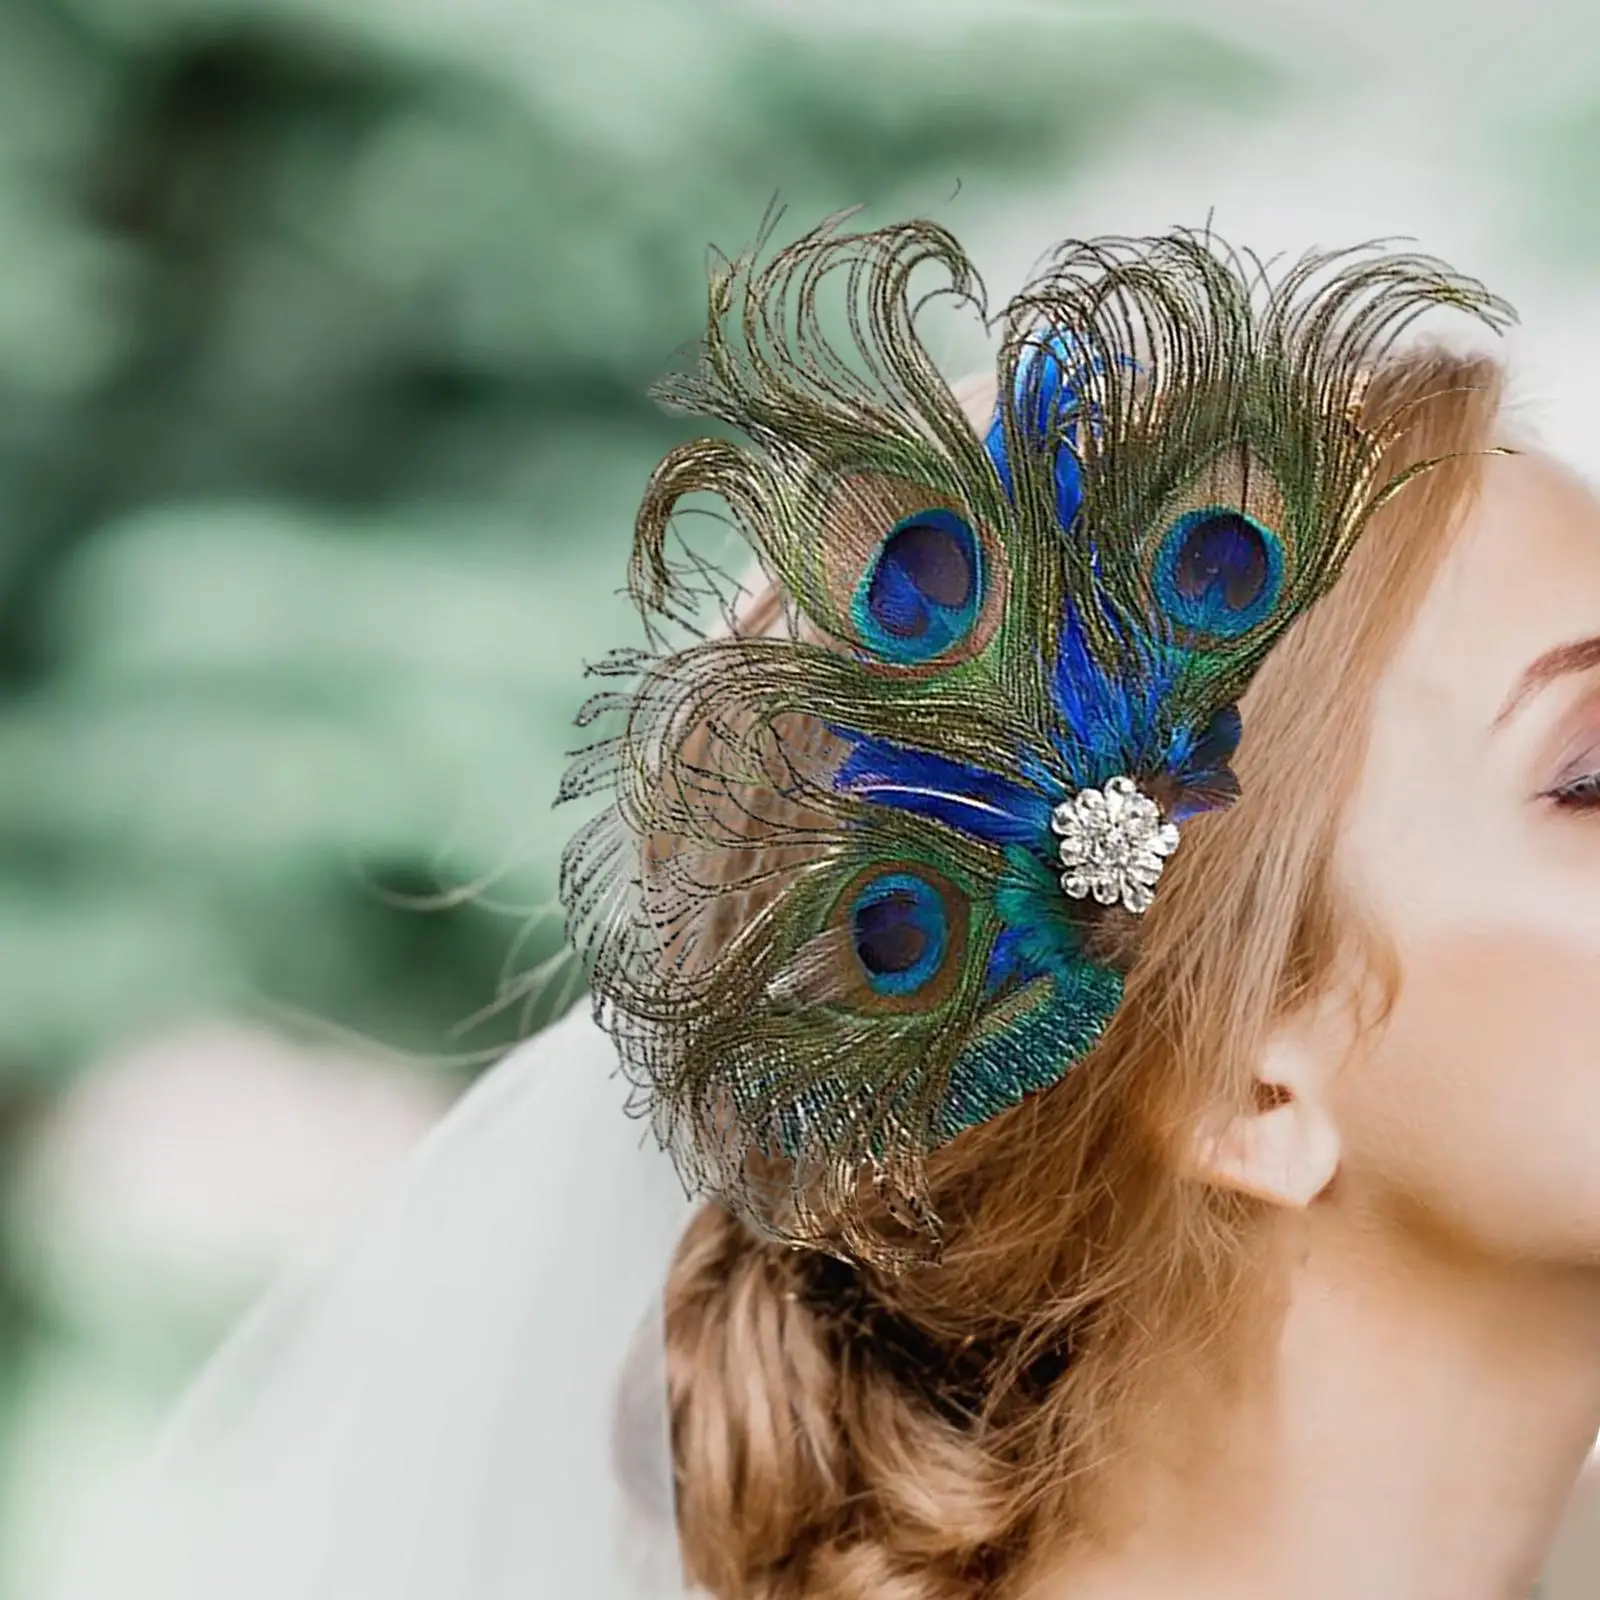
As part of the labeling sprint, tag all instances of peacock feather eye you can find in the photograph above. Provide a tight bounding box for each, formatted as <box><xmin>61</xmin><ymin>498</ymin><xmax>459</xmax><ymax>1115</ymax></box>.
<box><xmin>853</xmin><ymin>508</ymin><xmax>983</xmax><ymax>663</ymax></box>
<box><xmin>565</xmin><ymin>214</ymin><xmax>1517</xmax><ymax>1264</ymax></box>
<box><xmin>1154</xmin><ymin>506</ymin><xmax>1284</xmax><ymax>639</ymax></box>
<box><xmin>849</xmin><ymin>871</ymin><xmax>950</xmax><ymax>996</ymax></box>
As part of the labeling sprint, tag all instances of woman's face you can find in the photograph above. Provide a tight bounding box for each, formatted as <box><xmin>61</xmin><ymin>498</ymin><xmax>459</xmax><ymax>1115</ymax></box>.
<box><xmin>1331</xmin><ymin>450</ymin><xmax>1600</xmax><ymax>1263</ymax></box>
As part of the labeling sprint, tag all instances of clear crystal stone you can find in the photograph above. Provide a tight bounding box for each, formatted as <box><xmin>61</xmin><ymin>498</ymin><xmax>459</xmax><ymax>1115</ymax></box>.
<box><xmin>1122</xmin><ymin>880</ymin><xmax>1155</xmax><ymax>914</ymax></box>
<box><xmin>1048</xmin><ymin>773</ymin><xmax>1179</xmax><ymax>917</ymax></box>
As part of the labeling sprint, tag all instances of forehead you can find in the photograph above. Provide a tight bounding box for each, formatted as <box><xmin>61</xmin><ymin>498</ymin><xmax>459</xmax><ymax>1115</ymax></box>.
<box><xmin>1382</xmin><ymin>451</ymin><xmax>1600</xmax><ymax>723</ymax></box>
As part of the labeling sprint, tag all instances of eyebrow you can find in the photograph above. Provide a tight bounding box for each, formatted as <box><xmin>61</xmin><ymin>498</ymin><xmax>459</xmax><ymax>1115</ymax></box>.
<box><xmin>1493</xmin><ymin>634</ymin><xmax>1600</xmax><ymax>730</ymax></box>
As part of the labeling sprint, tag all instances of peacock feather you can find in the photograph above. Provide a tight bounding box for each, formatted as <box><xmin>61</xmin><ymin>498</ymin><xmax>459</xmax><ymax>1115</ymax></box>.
<box><xmin>558</xmin><ymin>211</ymin><xmax>1512</xmax><ymax>1264</ymax></box>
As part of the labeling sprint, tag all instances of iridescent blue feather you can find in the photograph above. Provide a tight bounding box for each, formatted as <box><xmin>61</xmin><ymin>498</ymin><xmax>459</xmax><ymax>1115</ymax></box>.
<box><xmin>561</xmin><ymin>214</ymin><xmax>1514</xmax><ymax>1261</ymax></box>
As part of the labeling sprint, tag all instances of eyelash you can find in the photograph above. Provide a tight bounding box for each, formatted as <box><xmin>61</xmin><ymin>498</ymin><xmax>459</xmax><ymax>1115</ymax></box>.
<box><xmin>1548</xmin><ymin>770</ymin><xmax>1600</xmax><ymax>810</ymax></box>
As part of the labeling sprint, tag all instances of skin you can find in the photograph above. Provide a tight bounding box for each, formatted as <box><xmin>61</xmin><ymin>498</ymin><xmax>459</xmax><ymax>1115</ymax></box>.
<box><xmin>1039</xmin><ymin>450</ymin><xmax>1600</xmax><ymax>1600</ymax></box>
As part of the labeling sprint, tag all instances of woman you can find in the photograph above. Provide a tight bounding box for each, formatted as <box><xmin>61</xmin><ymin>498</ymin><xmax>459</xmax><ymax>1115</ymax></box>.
<box><xmin>86</xmin><ymin>219</ymin><xmax>1600</xmax><ymax>1600</ymax></box>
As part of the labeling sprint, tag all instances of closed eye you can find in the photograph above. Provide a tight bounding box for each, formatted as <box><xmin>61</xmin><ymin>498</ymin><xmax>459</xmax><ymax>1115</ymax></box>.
<box><xmin>1546</xmin><ymin>769</ymin><xmax>1600</xmax><ymax>810</ymax></box>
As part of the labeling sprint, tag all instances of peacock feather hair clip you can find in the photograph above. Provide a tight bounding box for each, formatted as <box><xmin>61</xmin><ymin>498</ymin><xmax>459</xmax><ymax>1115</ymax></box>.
<box><xmin>559</xmin><ymin>210</ymin><xmax>1512</xmax><ymax>1266</ymax></box>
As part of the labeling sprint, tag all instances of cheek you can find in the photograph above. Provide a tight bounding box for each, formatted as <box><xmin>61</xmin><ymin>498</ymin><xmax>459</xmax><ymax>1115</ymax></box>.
<box><xmin>1335</xmin><ymin>923</ymin><xmax>1600</xmax><ymax>1263</ymax></box>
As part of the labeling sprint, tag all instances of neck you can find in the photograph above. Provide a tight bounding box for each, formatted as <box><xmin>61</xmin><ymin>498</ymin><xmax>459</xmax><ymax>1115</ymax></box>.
<box><xmin>1037</xmin><ymin>1206</ymin><xmax>1600</xmax><ymax>1600</ymax></box>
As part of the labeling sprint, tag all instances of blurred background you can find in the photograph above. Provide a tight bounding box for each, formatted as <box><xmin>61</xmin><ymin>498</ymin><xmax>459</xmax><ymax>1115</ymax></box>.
<box><xmin>0</xmin><ymin>0</ymin><xmax>1597</xmax><ymax>1594</ymax></box>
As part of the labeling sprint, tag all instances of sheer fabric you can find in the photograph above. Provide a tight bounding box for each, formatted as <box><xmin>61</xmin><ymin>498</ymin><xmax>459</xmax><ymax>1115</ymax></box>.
<box><xmin>70</xmin><ymin>1005</ymin><xmax>694</xmax><ymax>1600</ymax></box>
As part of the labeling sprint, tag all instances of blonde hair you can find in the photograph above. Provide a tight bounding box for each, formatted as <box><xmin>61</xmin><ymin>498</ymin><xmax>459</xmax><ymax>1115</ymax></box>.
<box><xmin>661</xmin><ymin>344</ymin><xmax>1504</xmax><ymax>1600</ymax></box>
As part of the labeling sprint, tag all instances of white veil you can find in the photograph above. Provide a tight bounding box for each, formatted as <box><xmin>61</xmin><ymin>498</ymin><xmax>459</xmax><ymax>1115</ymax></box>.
<box><xmin>68</xmin><ymin>380</ymin><xmax>1012</xmax><ymax>1600</ymax></box>
<box><xmin>69</xmin><ymin>1002</ymin><xmax>695</xmax><ymax>1600</ymax></box>
<box><xmin>60</xmin><ymin>118</ymin><xmax>1600</xmax><ymax>1591</ymax></box>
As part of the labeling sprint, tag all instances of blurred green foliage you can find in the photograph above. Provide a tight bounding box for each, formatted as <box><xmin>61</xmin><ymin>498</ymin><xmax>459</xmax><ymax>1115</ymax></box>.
<box><xmin>0</xmin><ymin>0</ymin><xmax>1279</xmax><ymax>1088</ymax></box>
<box><xmin>1513</xmin><ymin>96</ymin><xmax>1600</xmax><ymax>267</ymax></box>
<box><xmin>4</xmin><ymin>1</ymin><xmax>1598</xmax><ymax>1590</ymax></box>
<box><xmin>0</xmin><ymin>2</ymin><xmax>1286</xmax><ymax>1582</ymax></box>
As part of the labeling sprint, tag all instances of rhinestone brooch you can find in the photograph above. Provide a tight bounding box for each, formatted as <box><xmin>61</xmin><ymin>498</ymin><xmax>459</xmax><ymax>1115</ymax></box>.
<box><xmin>1050</xmin><ymin>774</ymin><xmax>1180</xmax><ymax>916</ymax></box>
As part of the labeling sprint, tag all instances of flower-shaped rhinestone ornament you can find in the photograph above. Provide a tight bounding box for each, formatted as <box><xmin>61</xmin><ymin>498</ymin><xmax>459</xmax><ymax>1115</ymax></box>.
<box><xmin>1050</xmin><ymin>775</ymin><xmax>1180</xmax><ymax>915</ymax></box>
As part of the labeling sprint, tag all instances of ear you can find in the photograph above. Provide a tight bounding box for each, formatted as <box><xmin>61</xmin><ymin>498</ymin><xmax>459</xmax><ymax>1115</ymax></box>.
<box><xmin>1187</xmin><ymin>1008</ymin><xmax>1344</xmax><ymax>1208</ymax></box>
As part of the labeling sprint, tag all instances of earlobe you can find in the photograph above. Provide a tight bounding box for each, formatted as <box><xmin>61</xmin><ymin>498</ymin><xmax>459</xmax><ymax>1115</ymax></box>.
<box><xmin>1188</xmin><ymin>1027</ymin><xmax>1343</xmax><ymax>1208</ymax></box>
